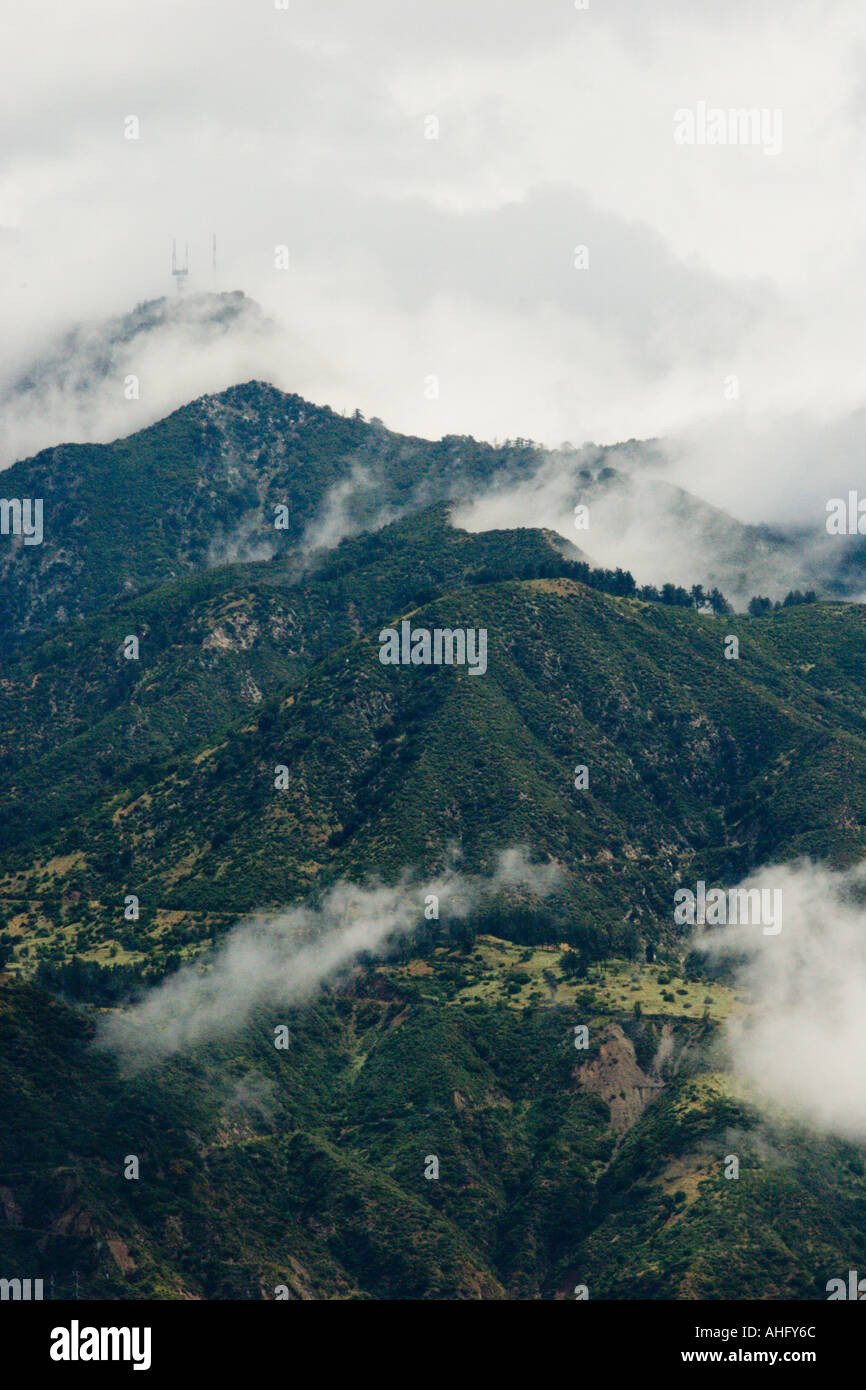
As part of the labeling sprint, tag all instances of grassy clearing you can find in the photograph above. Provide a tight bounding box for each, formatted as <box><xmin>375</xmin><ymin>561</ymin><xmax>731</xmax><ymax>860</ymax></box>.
<box><xmin>388</xmin><ymin>934</ymin><xmax>740</xmax><ymax>1022</ymax></box>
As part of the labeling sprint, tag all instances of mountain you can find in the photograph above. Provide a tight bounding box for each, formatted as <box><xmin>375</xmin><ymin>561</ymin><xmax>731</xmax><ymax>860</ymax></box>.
<box><xmin>4</xmin><ymin>373</ymin><xmax>864</xmax><ymax>660</ymax></box>
<box><xmin>3</xmin><ymin>373</ymin><xmax>866</xmax><ymax>1301</ymax></box>
<box><xmin>4</xmin><ymin>503</ymin><xmax>866</xmax><ymax>987</ymax></box>
<box><xmin>0</xmin><ymin>292</ymin><xmax>274</xmax><ymax>471</ymax></box>
<box><xmin>455</xmin><ymin>443</ymin><xmax>866</xmax><ymax>609</ymax></box>
<box><xmin>0</xmin><ymin>380</ymin><xmax>542</xmax><ymax>646</ymax></box>
<box><xmin>3</xmin><ymin>946</ymin><xmax>866</xmax><ymax>1299</ymax></box>
<box><xmin>569</xmin><ymin>467</ymin><xmax>836</xmax><ymax>606</ymax></box>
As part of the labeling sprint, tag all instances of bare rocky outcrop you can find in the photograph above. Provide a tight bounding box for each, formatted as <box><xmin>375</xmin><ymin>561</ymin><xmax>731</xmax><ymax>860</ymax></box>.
<box><xmin>576</xmin><ymin>1021</ymin><xmax>665</xmax><ymax>1137</ymax></box>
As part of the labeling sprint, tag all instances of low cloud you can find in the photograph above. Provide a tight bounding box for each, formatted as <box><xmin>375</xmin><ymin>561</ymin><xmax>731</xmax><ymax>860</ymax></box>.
<box><xmin>695</xmin><ymin>860</ymin><xmax>866</xmax><ymax>1141</ymax></box>
<box><xmin>298</xmin><ymin>456</ymin><xmax>403</xmax><ymax>557</ymax></box>
<box><xmin>451</xmin><ymin>447</ymin><xmax>842</xmax><ymax>608</ymax></box>
<box><xmin>97</xmin><ymin>846</ymin><xmax>560</xmax><ymax>1072</ymax></box>
<box><xmin>0</xmin><ymin>292</ymin><xmax>276</xmax><ymax>469</ymax></box>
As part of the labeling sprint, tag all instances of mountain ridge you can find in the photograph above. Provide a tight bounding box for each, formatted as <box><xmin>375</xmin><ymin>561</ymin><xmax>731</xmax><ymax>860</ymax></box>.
<box><xmin>2</xmin><ymin>368</ymin><xmax>866</xmax><ymax>1303</ymax></box>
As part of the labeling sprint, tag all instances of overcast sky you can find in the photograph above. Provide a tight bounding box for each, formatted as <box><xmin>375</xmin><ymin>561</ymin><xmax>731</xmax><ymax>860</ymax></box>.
<box><xmin>3</xmin><ymin>0</ymin><xmax>866</xmax><ymax>521</ymax></box>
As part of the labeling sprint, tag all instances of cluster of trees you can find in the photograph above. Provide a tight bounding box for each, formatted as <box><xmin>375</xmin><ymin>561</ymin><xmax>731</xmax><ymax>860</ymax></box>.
<box><xmin>470</xmin><ymin>554</ymin><xmax>822</xmax><ymax>619</ymax></box>
<box><xmin>390</xmin><ymin>901</ymin><xmax>641</xmax><ymax>966</ymax></box>
<box><xmin>34</xmin><ymin>955</ymin><xmax>157</xmax><ymax>1004</ymax></box>
<box><xmin>470</xmin><ymin>556</ymin><xmax>736</xmax><ymax>613</ymax></box>
<box><xmin>746</xmin><ymin>589</ymin><xmax>818</xmax><ymax>616</ymax></box>
<box><xmin>636</xmin><ymin>581</ymin><xmax>732</xmax><ymax>613</ymax></box>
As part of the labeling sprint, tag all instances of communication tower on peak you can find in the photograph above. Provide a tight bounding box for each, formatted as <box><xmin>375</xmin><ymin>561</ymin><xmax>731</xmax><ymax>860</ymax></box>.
<box><xmin>171</xmin><ymin>239</ymin><xmax>189</xmax><ymax>294</ymax></box>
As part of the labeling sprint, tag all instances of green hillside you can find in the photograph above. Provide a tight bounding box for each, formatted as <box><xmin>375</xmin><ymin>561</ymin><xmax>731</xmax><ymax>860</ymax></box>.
<box><xmin>2</xmin><ymin>515</ymin><xmax>866</xmax><ymax>981</ymax></box>
<box><xmin>0</xmin><ymin>381</ymin><xmax>541</xmax><ymax>646</ymax></box>
<box><xmin>1</xmin><ymin>943</ymin><xmax>862</xmax><ymax>1300</ymax></box>
<box><xmin>3</xmin><ymin>397</ymin><xmax>866</xmax><ymax>1302</ymax></box>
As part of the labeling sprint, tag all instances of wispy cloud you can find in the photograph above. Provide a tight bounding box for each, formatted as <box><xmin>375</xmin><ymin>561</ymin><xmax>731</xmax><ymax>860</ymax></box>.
<box><xmin>97</xmin><ymin>847</ymin><xmax>560</xmax><ymax>1071</ymax></box>
<box><xmin>695</xmin><ymin>860</ymin><xmax>866</xmax><ymax>1141</ymax></box>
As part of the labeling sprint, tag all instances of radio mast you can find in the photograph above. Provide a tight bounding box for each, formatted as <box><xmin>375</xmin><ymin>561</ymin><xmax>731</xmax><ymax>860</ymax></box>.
<box><xmin>171</xmin><ymin>239</ymin><xmax>189</xmax><ymax>294</ymax></box>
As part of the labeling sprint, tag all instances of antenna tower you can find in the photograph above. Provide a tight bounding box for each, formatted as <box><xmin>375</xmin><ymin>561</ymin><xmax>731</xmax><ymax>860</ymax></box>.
<box><xmin>171</xmin><ymin>239</ymin><xmax>189</xmax><ymax>294</ymax></box>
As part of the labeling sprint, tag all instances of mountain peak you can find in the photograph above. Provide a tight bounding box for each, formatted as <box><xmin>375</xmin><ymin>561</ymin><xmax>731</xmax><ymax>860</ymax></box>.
<box><xmin>0</xmin><ymin>292</ymin><xmax>275</xmax><ymax>469</ymax></box>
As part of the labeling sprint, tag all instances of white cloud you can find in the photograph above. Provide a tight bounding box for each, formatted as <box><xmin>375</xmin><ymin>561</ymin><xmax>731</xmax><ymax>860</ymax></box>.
<box><xmin>696</xmin><ymin>861</ymin><xmax>866</xmax><ymax>1141</ymax></box>
<box><xmin>3</xmin><ymin>0</ymin><xmax>866</xmax><ymax>528</ymax></box>
<box><xmin>96</xmin><ymin>847</ymin><xmax>560</xmax><ymax>1071</ymax></box>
